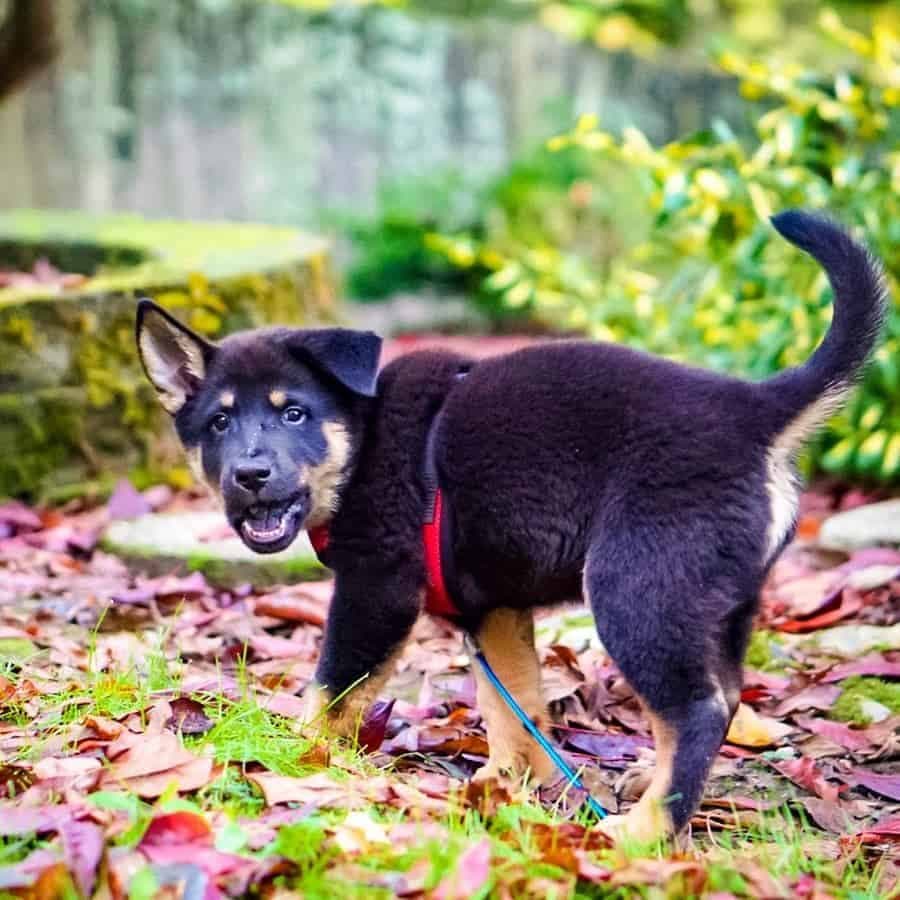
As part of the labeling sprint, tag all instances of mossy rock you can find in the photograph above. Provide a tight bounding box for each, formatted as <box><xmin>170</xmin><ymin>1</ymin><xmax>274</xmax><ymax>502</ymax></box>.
<box><xmin>102</xmin><ymin>512</ymin><xmax>325</xmax><ymax>588</ymax></box>
<box><xmin>0</xmin><ymin>210</ymin><xmax>336</xmax><ymax>499</ymax></box>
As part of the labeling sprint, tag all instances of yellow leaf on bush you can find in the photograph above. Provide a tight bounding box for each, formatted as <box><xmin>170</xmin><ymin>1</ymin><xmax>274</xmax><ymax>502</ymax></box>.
<box><xmin>726</xmin><ymin>703</ymin><xmax>792</xmax><ymax>747</ymax></box>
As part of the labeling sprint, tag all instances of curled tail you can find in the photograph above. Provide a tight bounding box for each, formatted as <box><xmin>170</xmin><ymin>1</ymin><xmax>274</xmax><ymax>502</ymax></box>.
<box><xmin>765</xmin><ymin>210</ymin><xmax>888</xmax><ymax>438</ymax></box>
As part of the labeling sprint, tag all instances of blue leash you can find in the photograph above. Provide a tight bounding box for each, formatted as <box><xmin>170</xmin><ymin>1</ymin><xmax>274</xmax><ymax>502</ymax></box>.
<box><xmin>471</xmin><ymin>645</ymin><xmax>607</xmax><ymax>819</ymax></box>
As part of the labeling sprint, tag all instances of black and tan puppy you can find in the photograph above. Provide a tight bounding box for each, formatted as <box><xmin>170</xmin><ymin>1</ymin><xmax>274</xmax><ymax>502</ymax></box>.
<box><xmin>136</xmin><ymin>212</ymin><xmax>886</xmax><ymax>841</ymax></box>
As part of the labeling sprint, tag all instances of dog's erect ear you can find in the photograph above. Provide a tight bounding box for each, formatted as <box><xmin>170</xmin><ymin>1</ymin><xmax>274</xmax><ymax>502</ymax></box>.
<box><xmin>284</xmin><ymin>328</ymin><xmax>382</xmax><ymax>397</ymax></box>
<box><xmin>135</xmin><ymin>299</ymin><xmax>215</xmax><ymax>414</ymax></box>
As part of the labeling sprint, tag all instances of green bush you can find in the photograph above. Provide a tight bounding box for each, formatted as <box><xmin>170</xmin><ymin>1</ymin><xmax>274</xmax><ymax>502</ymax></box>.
<box><xmin>434</xmin><ymin>11</ymin><xmax>900</xmax><ymax>481</ymax></box>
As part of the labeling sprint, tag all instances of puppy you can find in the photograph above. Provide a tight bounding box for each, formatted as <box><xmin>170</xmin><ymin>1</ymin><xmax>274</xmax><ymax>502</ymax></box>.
<box><xmin>136</xmin><ymin>212</ymin><xmax>886</xmax><ymax>841</ymax></box>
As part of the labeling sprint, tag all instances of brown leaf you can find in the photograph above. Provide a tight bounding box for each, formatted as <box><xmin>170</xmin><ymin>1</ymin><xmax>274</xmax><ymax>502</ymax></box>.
<box><xmin>798</xmin><ymin>797</ymin><xmax>854</xmax><ymax>834</ymax></box>
<box><xmin>252</xmin><ymin>592</ymin><xmax>326</xmax><ymax>626</ymax></box>
<box><xmin>608</xmin><ymin>858</ymin><xmax>707</xmax><ymax>893</ymax></box>
<box><xmin>246</xmin><ymin>771</ymin><xmax>351</xmax><ymax>808</ymax></box>
<box><xmin>102</xmin><ymin>730</ymin><xmax>214</xmax><ymax>797</ymax></box>
<box><xmin>464</xmin><ymin>778</ymin><xmax>512</xmax><ymax>819</ymax></box>
<box><xmin>167</xmin><ymin>697</ymin><xmax>214</xmax><ymax>735</ymax></box>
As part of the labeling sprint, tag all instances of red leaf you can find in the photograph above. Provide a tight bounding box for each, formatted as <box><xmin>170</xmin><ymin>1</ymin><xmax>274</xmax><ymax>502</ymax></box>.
<box><xmin>140</xmin><ymin>811</ymin><xmax>213</xmax><ymax>848</ymax></box>
<box><xmin>772</xmin><ymin>757</ymin><xmax>843</xmax><ymax>802</ymax></box>
<box><xmin>777</xmin><ymin>590</ymin><xmax>863</xmax><ymax>633</ymax></box>
<box><xmin>357</xmin><ymin>699</ymin><xmax>396</xmax><ymax>753</ymax></box>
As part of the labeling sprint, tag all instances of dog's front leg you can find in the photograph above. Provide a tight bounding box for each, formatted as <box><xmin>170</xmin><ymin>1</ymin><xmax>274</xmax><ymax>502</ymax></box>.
<box><xmin>301</xmin><ymin>564</ymin><xmax>421</xmax><ymax>740</ymax></box>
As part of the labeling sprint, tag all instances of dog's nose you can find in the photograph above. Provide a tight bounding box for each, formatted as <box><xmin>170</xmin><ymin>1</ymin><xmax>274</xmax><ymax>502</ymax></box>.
<box><xmin>233</xmin><ymin>462</ymin><xmax>271</xmax><ymax>492</ymax></box>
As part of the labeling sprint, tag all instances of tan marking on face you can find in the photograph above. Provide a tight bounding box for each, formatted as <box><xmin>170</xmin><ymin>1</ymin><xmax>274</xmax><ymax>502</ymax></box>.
<box><xmin>300</xmin><ymin>644</ymin><xmax>405</xmax><ymax>740</ymax></box>
<box><xmin>220</xmin><ymin>391</ymin><xmax>235</xmax><ymax>409</ymax></box>
<box><xmin>765</xmin><ymin>386</ymin><xmax>846</xmax><ymax>560</ymax></box>
<box><xmin>471</xmin><ymin>608</ymin><xmax>555</xmax><ymax>786</ymax></box>
<box><xmin>269</xmin><ymin>389</ymin><xmax>287</xmax><ymax>409</ymax></box>
<box><xmin>302</xmin><ymin>420</ymin><xmax>351</xmax><ymax>528</ymax></box>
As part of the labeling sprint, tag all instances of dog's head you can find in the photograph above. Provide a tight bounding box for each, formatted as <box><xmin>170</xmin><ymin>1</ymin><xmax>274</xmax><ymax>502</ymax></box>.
<box><xmin>135</xmin><ymin>299</ymin><xmax>381</xmax><ymax>554</ymax></box>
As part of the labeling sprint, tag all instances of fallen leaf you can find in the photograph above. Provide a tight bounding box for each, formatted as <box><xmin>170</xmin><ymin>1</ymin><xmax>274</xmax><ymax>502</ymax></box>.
<box><xmin>167</xmin><ymin>697</ymin><xmax>214</xmax><ymax>735</ymax></box>
<box><xmin>609</xmin><ymin>859</ymin><xmax>707</xmax><ymax>893</ymax></box>
<box><xmin>793</xmin><ymin>716</ymin><xmax>873</xmax><ymax>753</ymax></box>
<box><xmin>773</xmin><ymin>685</ymin><xmax>842</xmax><ymax>717</ymax></box>
<box><xmin>60</xmin><ymin>819</ymin><xmax>104</xmax><ymax>898</ymax></box>
<box><xmin>849</xmin><ymin>768</ymin><xmax>900</xmax><ymax>801</ymax></box>
<box><xmin>252</xmin><ymin>592</ymin><xmax>326</xmax><ymax>626</ymax></box>
<box><xmin>140</xmin><ymin>811</ymin><xmax>213</xmax><ymax>848</ymax></box>
<box><xmin>107</xmin><ymin>480</ymin><xmax>152</xmax><ymax>521</ymax></box>
<box><xmin>432</xmin><ymin>838</ymin><xmax>491</xmax><ymax>900</ymax></box>
<box><xmin>798</xmin><ymin>797</ymin><xmax>854</xmax><ymax>834</ymax></box>
<box><xmin>772</xmin><ymin>757</ymin><xmax>843</xmax><ymax>802</ymax></box>
<box><xmin>726</xmin><ymin>703</ymin><xmax>793</xmax><ymax>747</ymax></box>
<box><xmin>822</xmin><ymin>654</ymin><xmax>900</xmax><ymax>682</ymax></box>
<box><xmin>357</xmin><ymin>699</ymin><xmax>395</xmax><ymax>753</ymax></box>
<box><xmin>246</xmin><ymin>771</ymin><xmax>351</xmax><ymax>808</ymax></box>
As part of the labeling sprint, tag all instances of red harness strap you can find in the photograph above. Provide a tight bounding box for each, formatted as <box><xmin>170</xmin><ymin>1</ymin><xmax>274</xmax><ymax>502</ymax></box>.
<box><xmin>306</xmin><ymin>489</ymin><xmax>460</xmax><ymax>620</ymax></box>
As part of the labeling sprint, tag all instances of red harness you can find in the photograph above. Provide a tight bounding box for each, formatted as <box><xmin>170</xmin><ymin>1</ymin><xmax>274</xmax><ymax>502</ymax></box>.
<box><xmin>307</xmin><ymin>483</ymin><xmax>458</xmax><ymax>620</ymax></box>
<box><xmin>306</xmin><ymin>400</ymin><xmax>462</xmax><ymax>620</ymax></box>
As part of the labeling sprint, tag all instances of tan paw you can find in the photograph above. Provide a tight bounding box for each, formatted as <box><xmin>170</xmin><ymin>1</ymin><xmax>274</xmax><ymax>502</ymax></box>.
<box><xmin>596</xmin><ymin>804</ymin><xmax>670</xmax><ymax>846</ymax></box>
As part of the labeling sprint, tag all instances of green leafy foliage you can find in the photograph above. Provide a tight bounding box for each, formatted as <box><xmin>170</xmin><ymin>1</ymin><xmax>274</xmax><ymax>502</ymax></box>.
<box><xmin>435</xmin><ymin>12</ymin><xmax>900</xmax><ymax>480</ymax></box>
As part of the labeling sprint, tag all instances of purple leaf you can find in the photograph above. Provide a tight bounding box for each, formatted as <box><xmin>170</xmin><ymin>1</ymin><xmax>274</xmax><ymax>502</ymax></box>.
<box><xmin>0</xmin><ymin>502</ymin><xmax>42</xmax><ymax>532</ymax></box>
<box><xmin>822</xmin><ymin>655</ymin><xmax>900</xmax><ymax>683</ymax></box>
<box><xmin>107</xmin><ymin>479</ymin><xmax>152</xmax><ymax>521</ymax></box>
<box><xmin>561</xmin><ymin>728</ymin><xmax>653</xmax><ymax>766</ymax></box>
<box><xmin>851</xmin><ymin>768</ymin><xmax>900</xmax><ymax>801</ymax></box>
<box><xmin>60</xmin><ymin>820</ymin><xmax>104</xmax><ymax>898</ymax></box>
<box><xmin>0</xmin><ymin>805</ymin><xmax>70</xmax><ymax>836</ymax></box>
<box><xmin>357</xmin><ymin>699</ymin><xmax>396</xmax><ymax>753</ymax></box>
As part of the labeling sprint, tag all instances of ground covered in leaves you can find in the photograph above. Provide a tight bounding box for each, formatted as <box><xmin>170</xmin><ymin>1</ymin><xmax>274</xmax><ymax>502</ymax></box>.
<box><xmin>1</xmin><ymin>481</ymin><xmax>898</xmax><ymax>899</ymax></box>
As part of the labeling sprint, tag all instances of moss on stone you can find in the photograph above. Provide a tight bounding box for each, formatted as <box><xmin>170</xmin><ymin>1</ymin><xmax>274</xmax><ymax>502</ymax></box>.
<box><xmin>830</xmin><ymin>676</ymin><xmax>900</xmax><ymax>726</ymax></box>
<box><xmin>0</xmin><ymin>210</ymin><xmax>336</xmax><ymax>498</ymax></box>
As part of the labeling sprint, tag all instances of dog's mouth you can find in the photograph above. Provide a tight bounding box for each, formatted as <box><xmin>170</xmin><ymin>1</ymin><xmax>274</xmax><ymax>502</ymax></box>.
<box><xmin>235</xmin><ymin>497</ymin><xmax>306</xmax><ymax>554</ymax></box>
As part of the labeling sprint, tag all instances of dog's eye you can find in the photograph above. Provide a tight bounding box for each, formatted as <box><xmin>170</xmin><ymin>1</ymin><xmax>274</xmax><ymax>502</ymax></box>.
<box><xmin>282</xmin><ymin>406</ymin><xmax>307</xmax><ymax>425</ymax></box>
<box><xmin>210</xmin><ymin>412</ymin><xmax>230</xmax><ymax>434</ymax></box>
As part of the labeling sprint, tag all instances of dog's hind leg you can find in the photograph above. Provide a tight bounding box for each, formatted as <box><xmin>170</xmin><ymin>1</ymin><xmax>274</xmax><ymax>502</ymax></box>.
<box><xmin>471</xmin><ymin>607</ymin><xmax>556</xmax><ymax>787</ymax></box>
<box><xmin>584</xmin><ymin>535</ymin><xmax>751</xmax><ymax>842</ymax></box>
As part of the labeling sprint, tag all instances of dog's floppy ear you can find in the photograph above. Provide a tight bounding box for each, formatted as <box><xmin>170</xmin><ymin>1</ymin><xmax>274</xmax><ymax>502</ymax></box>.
<box><xmin>135</xmin><ymin>299</ymin><xmax>215</xmax><ymax>414</ymax></box>
<box><xmin>284</xmin><ymin>328</ymin><xmax>382</xmax><ymax>397</ymax></box>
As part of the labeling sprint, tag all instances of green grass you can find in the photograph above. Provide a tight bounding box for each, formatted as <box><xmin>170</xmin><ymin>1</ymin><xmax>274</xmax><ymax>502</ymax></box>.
<box><xmin>2</xmin><ymin>644</ymin><xmax>895</xmax><ymax>898</ymax></box>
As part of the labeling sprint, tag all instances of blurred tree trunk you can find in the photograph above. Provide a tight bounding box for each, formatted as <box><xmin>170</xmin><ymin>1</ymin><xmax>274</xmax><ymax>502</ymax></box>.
<box><xmin>0</xmin><ymin>0</ymin><xmax>57</xmax><ymax>102</ymax></box>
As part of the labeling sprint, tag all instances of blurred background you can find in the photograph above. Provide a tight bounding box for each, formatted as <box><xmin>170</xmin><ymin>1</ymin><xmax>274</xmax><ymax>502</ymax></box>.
<box><xmin>0</xmin><ymin>0</ymin><xmax>898</xmax><ymax>501</ymax></box>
